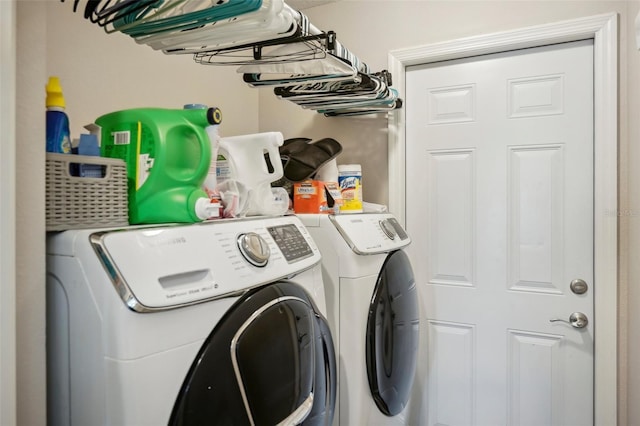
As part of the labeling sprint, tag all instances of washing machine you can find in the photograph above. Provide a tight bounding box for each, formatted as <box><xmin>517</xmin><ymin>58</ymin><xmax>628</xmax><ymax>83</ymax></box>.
<box><xmin>46</xmin><ymin>215</ymin><xmax>336</xmax><ymax>426</ymax></box>
<box><xmin>298</xmin><ymin>213</ymin><xmax>419</xmax><ymax>426</ymax></box>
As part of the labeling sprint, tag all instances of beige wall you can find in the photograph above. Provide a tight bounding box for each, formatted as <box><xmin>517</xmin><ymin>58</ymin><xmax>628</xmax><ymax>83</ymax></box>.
<box><xmin>45</xmin><ymin>3</ymin><xmax>260</xmax><ymax>139</ymax></box>
<box><xmin>13</xmin><ymin>0</ymin><xmax>640</xmax><ymax>425</ymax></box>
<box><xmin>16</xmin><ymin>2</ymin><xmax>259</xmax><ymax>424</ymax></box>
<box><xmin>16</xmin><ymin>4</ymin><xmax>47</xmax><ymax>425</ymax></box>
<box><xmin>0</xmin><ymin>1</ymin><xmax>17</xmax><ymax>425</ymax></box>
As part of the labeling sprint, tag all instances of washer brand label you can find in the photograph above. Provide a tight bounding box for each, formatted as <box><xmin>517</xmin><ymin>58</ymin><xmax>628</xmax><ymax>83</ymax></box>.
<box><xmin>142</xmin><ymin>236</ymin><xmax>187</xmax><ymax>248</ymax></box>
<box><xmin>166</xmin><ymin>291</ymin><xmax>188</xmax><ymax>299</ymax></box>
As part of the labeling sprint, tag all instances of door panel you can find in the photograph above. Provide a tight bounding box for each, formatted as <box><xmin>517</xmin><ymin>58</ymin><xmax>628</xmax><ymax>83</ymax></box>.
<box><xmin>405</xmin><ymin>40</ymin><xmax>594</xmax><ymax>426</ymax></box>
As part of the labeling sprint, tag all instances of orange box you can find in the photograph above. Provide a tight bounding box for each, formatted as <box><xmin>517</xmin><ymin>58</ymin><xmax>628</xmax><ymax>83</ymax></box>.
<box><xmin>293</xmin><ymin>180</ymin><xmax>342</xmax><ymax>214</ymax></box>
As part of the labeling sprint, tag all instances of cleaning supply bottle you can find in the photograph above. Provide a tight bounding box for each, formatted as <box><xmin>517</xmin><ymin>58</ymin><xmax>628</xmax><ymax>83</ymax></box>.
<box><xmin>46</xmin><ymin>76</ymin><xmax>72</xmax><ymax>154</ymax></box>
<box><xmin>338</xmin><ymin>164</ymin><xmax>363</xmax><ymax>213</ymax></box>
<box><xmin>217</xmin><ymin>132</ymin><xmax>285</xmax><ymax>217</ymax></box>
<box><xmin>96</xmin><ymin>107</ymin><xmax>219</xmax><ymax>224</ymax></box>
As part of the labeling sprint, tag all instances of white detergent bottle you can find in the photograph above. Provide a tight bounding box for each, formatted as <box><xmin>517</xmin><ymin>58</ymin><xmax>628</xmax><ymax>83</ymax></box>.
<box><xmin>217</xmin><ymin>132</ymin><xmax>284</xmax><ymax>216</ymax></box>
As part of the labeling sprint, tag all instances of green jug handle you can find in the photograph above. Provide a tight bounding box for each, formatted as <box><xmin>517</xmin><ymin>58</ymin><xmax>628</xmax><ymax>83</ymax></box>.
<box><xmin>195</xmin><ymin>127</ymin><xmax>212</xmax><ymax>181</ymax></box>
<box><xmin>194</xmin><ymin>107</ymin><xmax>221</xmax><ymax>178</ymax></box>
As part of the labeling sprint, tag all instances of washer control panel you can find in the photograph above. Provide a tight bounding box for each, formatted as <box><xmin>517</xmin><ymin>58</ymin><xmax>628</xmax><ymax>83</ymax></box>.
<box><xmin>93</xmin><ymin>216</ymin><xmax>321</xmax><ymax>311</ymax></box>
<box><xmin>329</xmin><ymin>213</ymin><xmax>411</xmax><ymax>255</ymax></box>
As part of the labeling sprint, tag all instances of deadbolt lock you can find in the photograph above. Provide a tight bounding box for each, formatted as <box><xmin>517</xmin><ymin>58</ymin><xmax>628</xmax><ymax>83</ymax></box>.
<box><xmin>570</xmin><ymin>279</ymin><xmax>588</xmax><ymax>295</ymax></box>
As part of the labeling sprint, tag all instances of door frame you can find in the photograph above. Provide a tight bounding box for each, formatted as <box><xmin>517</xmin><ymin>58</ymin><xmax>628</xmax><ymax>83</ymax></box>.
<box><xmin>388</xmin><ymin>13</ymin><xmax>618</xmax><ymax>425</ymax></box>
<box><xmin>0</xmin><ymin>1</ymin><xmax>17</xmax><ymax>425</ymax></box>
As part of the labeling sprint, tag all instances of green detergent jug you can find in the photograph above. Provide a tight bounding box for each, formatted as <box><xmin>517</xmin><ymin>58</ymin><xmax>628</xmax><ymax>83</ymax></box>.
<box><xmin>96</xmin><ymin>107</ymin><xmax>221</xmax><ymax>224</ymax></box>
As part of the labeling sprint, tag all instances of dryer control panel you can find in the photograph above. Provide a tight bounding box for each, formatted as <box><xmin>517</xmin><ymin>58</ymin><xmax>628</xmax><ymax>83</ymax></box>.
<box><xmin>329</xmin><ymin>213</ymin><xmax>411</xmax><ymax>255</ymax></box>
<box><xmin>90</xmin><ymin>216</ymin><xmax>321</xmax><ymax>312</ymax></box>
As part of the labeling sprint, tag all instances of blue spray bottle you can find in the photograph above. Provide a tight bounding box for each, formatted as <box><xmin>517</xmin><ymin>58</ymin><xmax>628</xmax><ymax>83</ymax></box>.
<box><xmin>46</xmin><ymin>76</ymin><xmax>71</xmax><ymax>153</ymax></box>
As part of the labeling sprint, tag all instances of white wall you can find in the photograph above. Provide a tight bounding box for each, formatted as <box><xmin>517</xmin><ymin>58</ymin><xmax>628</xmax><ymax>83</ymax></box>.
<box><xmin>12</xmin><ymin>1</ymin><xmax>640</xmax><ymax>425</ymax></box>
<box><xmin>260</xmin><ymin>1</ymin><xmax>639</xmax><ymax>425</ymax></box>
<box><xmin>261</xmin><ymin>0</ymin><xmax>636</xmax><ymax>207</ymax></box>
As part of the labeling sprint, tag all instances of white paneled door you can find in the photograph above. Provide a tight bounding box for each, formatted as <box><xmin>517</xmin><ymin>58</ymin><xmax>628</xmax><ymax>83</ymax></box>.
<box><xmin>405</xmin><ymin>40</ymin><xmax>594</xmax><ymax>426</ymax></box>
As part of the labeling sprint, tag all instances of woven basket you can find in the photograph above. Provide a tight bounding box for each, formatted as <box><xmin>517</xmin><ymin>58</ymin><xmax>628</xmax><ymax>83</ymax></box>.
<box><xmin>46</xmin><ymin>153</ymin><xmax>129</xmax><ymax>231</ymax></box>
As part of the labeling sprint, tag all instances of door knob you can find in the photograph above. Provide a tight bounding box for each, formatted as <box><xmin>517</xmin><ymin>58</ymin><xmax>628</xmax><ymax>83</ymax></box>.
<box><xmin>549</xmin><ymin>312</ymin><xmax>589</xmax><ymax>328</ymax></box>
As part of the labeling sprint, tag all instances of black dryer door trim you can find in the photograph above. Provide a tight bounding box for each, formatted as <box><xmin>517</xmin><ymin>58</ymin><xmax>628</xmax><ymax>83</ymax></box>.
<box><xmin>366</xmin><ymin>250</ymin><xmax>419</xmax><ymax>416</ymax></box>
<box><xmin>169</xmin><ymin>281</ymin><xmax>336</xmax><ymax>426</ymax></box>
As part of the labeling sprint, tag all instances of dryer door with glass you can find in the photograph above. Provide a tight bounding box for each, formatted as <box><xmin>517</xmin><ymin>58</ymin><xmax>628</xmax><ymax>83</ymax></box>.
<box><xmin>366</xmin><ymin>250</ymin><xmax>419</xmax><ymax>416</ymax></box>
<box><xmin>170</xmin><ymin>281</ymin><xmax>336</xmax><ymax>426</ymax></box>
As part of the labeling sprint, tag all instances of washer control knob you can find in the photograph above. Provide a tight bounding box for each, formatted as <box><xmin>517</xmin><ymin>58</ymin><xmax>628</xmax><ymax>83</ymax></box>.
<box><xmin>237</xmin><ymin>232</ymin><xmax>270</xmax><ymax>267</ymax></box>
<box><xmin>379</xmin><ymin>219</ymin><xmax>397</xmax><ymax>240</ymax></box>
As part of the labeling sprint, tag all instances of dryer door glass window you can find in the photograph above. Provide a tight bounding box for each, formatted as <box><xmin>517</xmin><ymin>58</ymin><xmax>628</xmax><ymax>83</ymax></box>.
<box><xmin>366</xmin><ymin>250</ymin><xmax>419</xmax><ymax>416</ymax></box>
<box><xmin>169</xmin><ymin>281</ymin><xmax>336</xmax><ymax>426</ymax></box>
<box><xmin>233</xmin><ymin>298</ymin><xmax>315</xmax><ymax>425</ymax></box>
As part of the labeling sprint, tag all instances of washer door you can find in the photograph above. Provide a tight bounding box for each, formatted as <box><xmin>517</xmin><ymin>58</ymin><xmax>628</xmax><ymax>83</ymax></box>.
<box><xmin>365</xmin><ymin>250</ymin><xmax>419</xmax><ymax>416</ymax></box>
<box><xmin>169</xmin><ymin>281</ymin><xmax>336</xmax><ymax>426</ymax></box>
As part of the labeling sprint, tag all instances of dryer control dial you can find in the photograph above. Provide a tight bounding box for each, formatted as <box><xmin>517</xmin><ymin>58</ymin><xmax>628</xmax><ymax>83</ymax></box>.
<box><xmin>237</xmin><ymin>232</ymin><xmax>270</xmax><ymax>267</ymax></box>
<box><xmin>379</xmin><ymin>219</ymin><xmax>397</xmax><ymax>240</ymax></box>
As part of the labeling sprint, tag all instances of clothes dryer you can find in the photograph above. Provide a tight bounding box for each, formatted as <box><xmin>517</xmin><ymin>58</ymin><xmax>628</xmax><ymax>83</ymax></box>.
<box><xmin>298</xmin><ymin>213</ymin><xmax>419</xmax><ymax>426</ymax></box>
<box><xmin>46</xmin><ymin>215</ymin><xmax>336</xmax><ymax>426</ymax></box>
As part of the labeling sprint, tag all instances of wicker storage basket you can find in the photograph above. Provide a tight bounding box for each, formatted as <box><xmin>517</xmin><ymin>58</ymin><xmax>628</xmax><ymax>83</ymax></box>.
<box><xmin>46</xmin><ymin>153</ymin><xmax>129</xmax><ymax>231</ymax></box>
